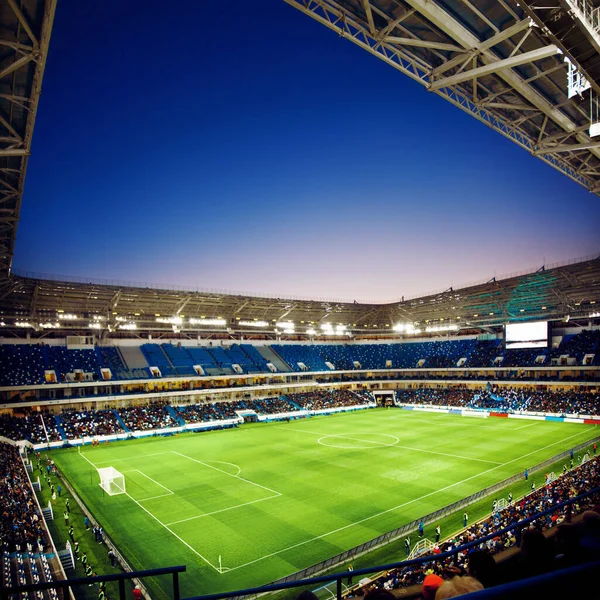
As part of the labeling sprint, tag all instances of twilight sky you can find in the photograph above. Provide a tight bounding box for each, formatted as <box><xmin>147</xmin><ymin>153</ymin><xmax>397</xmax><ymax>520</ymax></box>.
<box><xmin>14</xmin><ymin>0</ymin><xmax>600</xmax><ymax>303</ymax></box>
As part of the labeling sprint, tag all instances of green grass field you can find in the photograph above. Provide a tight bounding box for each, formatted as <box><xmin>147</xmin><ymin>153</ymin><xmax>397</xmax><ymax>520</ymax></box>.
<box><xmin>50</xmin><ymin>409</ymin><xmax>599</xmax><ymax>598</ymax></box>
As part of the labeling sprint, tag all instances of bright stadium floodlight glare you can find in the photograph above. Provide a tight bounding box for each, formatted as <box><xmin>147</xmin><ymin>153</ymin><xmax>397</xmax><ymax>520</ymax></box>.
<box><xmin>88</xmin><ymin>323</ymin><xmax>102</xmax><ymax>329</ymax></box>
<box><xmin>283</xmin><ymin>327</ymin><xmax>295</xmax><ymax>334</ymax></box>
<box><xmin>119</xmin><ymin>323</ymin><xmax>137</xmax><ymax>330</ymax></box>
<box><xmin>276</xmin><ymin>322</ymin><xmax>294</xmax><ymax>328</ymax></box>
<box><xmin>306</xmin><ymin>327</ymin><xmax>316</xmax><ymax>335</ymax></box>
<box><xmin>15</xmin><ymin>321</ymin><xmax>32</xmax><ymax>327</ymax></box>
<box><xmin>425</xmin><ymin>324</ymin><xmax>459</xmax><ymax>333</ymax></box>
<box><xmin>189</xmin><ymin>318</ymin><xmax>227</xmax><ymax>326</ymax></box>
<box><xmin>156</xmin><ymin>316</ymin><xmax>183</xmax><ymax>325</ymax></box>
<box><xmin>57</xmin><ymin>313</ymin><xmax>78</xmax><ymax>320</ymax></box>
<box><xmin>39</xmin><ymin>322</ymin><xmax>60</xmax><ymax>329</ymax></box>
<box><xmin>239</xmin><ymin>320</ymin><xmax>268</xmax><ymax>327</ymax></box>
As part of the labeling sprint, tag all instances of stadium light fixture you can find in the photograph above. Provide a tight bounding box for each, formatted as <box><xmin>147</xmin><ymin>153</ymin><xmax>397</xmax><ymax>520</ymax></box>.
<box><xmin>282</xmin><ymin>327</ymin><xmax>295</xmax><ymax>334</ymax></box>
<box><xmin>189</xmin><ymin>318</ymin><xmax>227</xmax><ymax>326</ymax></box>
<box><xmin>88</xmin><ymin>323</ymin><xmax>102</xmax><ymax>329</ymax></box>
<box><xmin>39</xmin><ymin>322</ymin><xmax>60</xmax><ymax>329</ymax></box>
<box><xmin>15</xmin><ymin>321</ymin><xmax>32</xmax><ymax>327</ymax></box>
<box><xmin>306</xmin><ymin>328</ymin><xmax>316</xmax><ymax>335</ymax></box>
<box><xmin>156</xmin><ymin>316</ymin><xmax>183</xmax><ymax>325</ymax></box>
<box><xmin>276</xmin><ymin>322</ymin><xmax>294</xmax><ymax>328</ymax></box>
<box><xmin>57</xmin><ymin>313</ymin><xmax>78</xmax><ymax>320</ymax></box>
<box><xmin>119</xmin><ymin>323</ymin><xmax>137</xmax><ymax>330</ymax></box>
<box><xmin>239</xmin><ymin>320</ymin><xmax>268</xmax><ymax>327</ymax></box>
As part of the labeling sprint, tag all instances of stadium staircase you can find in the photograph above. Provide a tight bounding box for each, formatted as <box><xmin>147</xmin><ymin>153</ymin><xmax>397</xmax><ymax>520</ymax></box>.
<box><xmin>41</xmin><ymin>504</ymin><xmax>53</xmax><ymax>522</ymax></box>
<box><xmin>282</xmin><ymin>395</ymin><xmax>302</xmax><ymax>410</ymax></box>
<box><xmin>119</xmin><ymin>346</ymin><xmax>149</xmax><ymax>372</ymax></box>
<box><xmin>58</xmin><ymin>546</ymin><xmax>74</xmax><ymax>571</ymax></box>
<box><xmin>53</xmin><ymin>416</ymin><xmax>67</xmax><ymax>441</ymax></box>
<box><xmin>166</xmin><ymin>405</ymin><xmax>185</xmax><ymax>426</ymax></box>
<box><xmin>112</xmin><ymin>410</ymin><xmax>129</xmax><ymax>433</ymax></box>
<box><xmin>256</xmin><ymin>345</ymin><xmax>290</xmax><ymax>372</ymax></box>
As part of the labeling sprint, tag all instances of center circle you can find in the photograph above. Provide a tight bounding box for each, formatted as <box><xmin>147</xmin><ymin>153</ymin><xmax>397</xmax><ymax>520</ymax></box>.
<box><xmin>317</xmin><ymin>433</ymin><xmax>399</xmax><ymax>449</ymax></box>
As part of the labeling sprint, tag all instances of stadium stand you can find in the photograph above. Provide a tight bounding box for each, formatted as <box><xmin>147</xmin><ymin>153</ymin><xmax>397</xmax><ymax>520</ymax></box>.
<box><xmin>395</xmin><ymin>387</ymin><xmax>599</xmax><ymax>415</ymax></box>
<box><xmin>118</xmin><ymin>402</ymin><xmax>178</xmax><ymax>431</ymax></box>
<box><xmin>0</xmin><ymin>330</ymin><xmax>599</xmax><ymax>387</ymax></box>
<box><xmin>59</xmin><ymin>409</ymin><xmax>123</xmax><ymax>439</ymax></box>
<box><xmin>0</xmin><ymin>443</ymin><xmax>47</xmax><ymax>551</ymax></box>
<box><xmin>0</xmin><ymin>413</ymin><xmax>46</xmax><ymax>444</ymax></box>
<box><xmin>0</xmin><ymin>344</ymin><xmax>45</xmax><ymax>386</ymax></box>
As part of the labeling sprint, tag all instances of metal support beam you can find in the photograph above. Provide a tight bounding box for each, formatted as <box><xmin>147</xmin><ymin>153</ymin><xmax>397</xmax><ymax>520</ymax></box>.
<box><xmin>477</xmin><ymin>18</ymin><xmax>533</xmax><ymax>52</ymax></box>
<box><xmin>0</xmin><ymin>149</ymin><xmax>28</xmax><ymax>157</ymax></box>
<box><xmin>0</xmin><ymin>53</ymin><xmax>35</xmax><ymax>81</ymax></box>
<box><xmin>535</xmin><ymin>141</ymin><xmax>600</xmax><ymax>155</ymax></box>
<box><xmin>6</xmin><ymin>0</ymin><xmax>39</xmax><ymax>48</ymax></box>
<box><xmin>384</xmin><ymin>37</ymin><xmax>462</xmax><ymax>52</ymax></box>
<box><xmin>430</xmin><ymin>46</ymin><xmax>560</xmax><ymax>91</ymax></box>
<box><xmin>361</xmin><ymin>0</ymin><xmax>376</xmax><ymax>35</ymax></box>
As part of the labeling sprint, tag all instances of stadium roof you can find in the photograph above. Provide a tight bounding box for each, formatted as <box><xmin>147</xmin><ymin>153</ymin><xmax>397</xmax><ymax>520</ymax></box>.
<box><xmin>0</xmin><ymin>0</ymin><xmax>55</xmax><ymax>278</ymax></box>
<box><xmin>286</xmin><ymin>0</ymin><xmax>600</xmax><ymax>194</ymax></box>
<box><xmin>1</xmin><ymin>255</ymin><xmax>599</xmax><ymax>338</ymax></box>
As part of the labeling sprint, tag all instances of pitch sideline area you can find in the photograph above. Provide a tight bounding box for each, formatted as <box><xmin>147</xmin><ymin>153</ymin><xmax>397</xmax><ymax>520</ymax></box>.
<box><xmin>52</xmin><ymin>410</ymin><xmax>599</xmax><ymax>597</ymax></box>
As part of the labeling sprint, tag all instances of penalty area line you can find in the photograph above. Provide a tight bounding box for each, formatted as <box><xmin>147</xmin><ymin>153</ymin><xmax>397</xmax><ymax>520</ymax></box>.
<box><xmin>76</xmin><ymin>447</ymin><xmax>220</xmax><ymax>573</ymax></box>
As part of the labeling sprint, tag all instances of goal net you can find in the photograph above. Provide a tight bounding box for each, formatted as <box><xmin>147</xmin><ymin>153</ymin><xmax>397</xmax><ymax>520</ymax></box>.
<box><xmin>98</xmin><ymin>467</ymin><xmax>126</xmax><ymax>496</ymax></box>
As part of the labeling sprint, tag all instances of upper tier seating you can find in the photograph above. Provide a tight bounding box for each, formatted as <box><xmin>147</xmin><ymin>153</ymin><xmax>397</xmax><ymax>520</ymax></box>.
<box><xmin>0</xmin><ymin>329</ymin><xmax>598</xmax><ymax>388</ymax></box>
<box><xmin>44</xmin><ymin>346</ymin><xmax>100</xmax><ymax>381</ymax></box>
<box><xmin>0</xmin><ymin>345</ymin><xmax>45</xmax><ymax>386</ymax></box>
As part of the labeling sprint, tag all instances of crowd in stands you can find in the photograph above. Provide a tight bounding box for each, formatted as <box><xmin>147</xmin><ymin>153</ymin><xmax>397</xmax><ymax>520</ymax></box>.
<box><xmin>0</xmin><ymin>443</ymin><xmax>46</xmax><ymax>552</ymax></box>
<box><xmin>237</xmin><ymin>397</ymin><xmax>298</xmax><ymax>414</ymax></box>
<box><xmin>288</xmin><ymin>389</ymin><xmax>373</xmax><ymax>410</ymax></box>
<box><xmin>0</xmin><ymin>413</ymin><xmax>46</xmax><ymax>444</ymax></box>
<box><xmin>357</xmin><ymin>455</ymin><xmax>600</xmax><ymax>597</ymax></box>
<box><xmin>396</xmin><ymin>386</ymin><xmax>599</xmax><ymax>416</ymax></box>
<box><xmin>60</xmin><ymin>409</ymin><xmax>123</xmax><ymax>438</ymax></box>
<box><xmin>1</xmin><ymin>328</ymin><xmax>599</xmax><ymax>389</ymax></box>
<box><xmin>175</xmin><ymin>403</ymin><xmax>229</xmax><ymax>423</ymax></box>
<box><xmin>119</xmin><ymin>402</ymin><xmax>177</xmax><ymax>431</ymax></box>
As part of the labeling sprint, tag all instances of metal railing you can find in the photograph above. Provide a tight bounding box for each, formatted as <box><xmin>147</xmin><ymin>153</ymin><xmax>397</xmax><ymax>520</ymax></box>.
<box><xmin>567</xmin><ymin>0</ymin><xmax>600</xmax><ymax>32</ymax></box>
<box><xmin>0</xmin><ymin>566</ymin><xmax>186</xmax><ymax>600</ymax></box>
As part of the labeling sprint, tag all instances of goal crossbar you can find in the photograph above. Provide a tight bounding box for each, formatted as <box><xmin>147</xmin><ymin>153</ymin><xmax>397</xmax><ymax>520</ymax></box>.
<box><xmin>98</xmin><ymin>466</ymin><xmax>126</xmax><ymax>496</ymax></box>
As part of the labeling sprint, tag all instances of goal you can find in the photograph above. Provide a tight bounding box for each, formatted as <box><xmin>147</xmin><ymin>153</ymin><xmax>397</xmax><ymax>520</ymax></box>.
<box><xmin>98</xmin><ymin>467</ymin><xmax>126</xmax><ymax>496</ymax></box>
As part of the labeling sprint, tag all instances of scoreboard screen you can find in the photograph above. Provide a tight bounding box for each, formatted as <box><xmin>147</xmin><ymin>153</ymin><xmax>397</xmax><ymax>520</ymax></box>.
<box><xmin>505</xmin><ymin>321</ymin><xmax>548</xmax><ymax>349</ymax></box>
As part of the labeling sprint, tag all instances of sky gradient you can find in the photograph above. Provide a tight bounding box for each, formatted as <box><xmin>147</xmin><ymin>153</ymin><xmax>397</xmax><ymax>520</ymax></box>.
<box><xmin>14</xmin><ymin>0</ymin><xmax>600</xmax><ymax>303</ymax></box>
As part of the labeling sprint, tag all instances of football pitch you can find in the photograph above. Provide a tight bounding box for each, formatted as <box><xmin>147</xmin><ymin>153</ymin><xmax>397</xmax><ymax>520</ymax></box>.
<box><xmin>51</xmin><ymin>409</ymin><xmax>598</xmax><ymax>598</ymax></box>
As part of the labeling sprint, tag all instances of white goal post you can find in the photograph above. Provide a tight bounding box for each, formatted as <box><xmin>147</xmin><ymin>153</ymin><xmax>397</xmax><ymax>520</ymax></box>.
<box><xmin>98</xmin><ymin>467</ymin><xmax>126</xmax><ymax>496</ymax></box>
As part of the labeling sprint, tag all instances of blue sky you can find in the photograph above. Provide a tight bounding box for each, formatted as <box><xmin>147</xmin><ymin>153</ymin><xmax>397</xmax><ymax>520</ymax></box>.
<box><xmin>14</xmin><ymin>0</ymin><xmax>600</xmax><ymax>302</ymax></box>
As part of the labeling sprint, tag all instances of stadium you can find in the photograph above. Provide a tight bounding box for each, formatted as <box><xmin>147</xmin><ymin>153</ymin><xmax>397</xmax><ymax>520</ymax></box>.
<box><xmin>1</xmin><ymin>1</ymin><xmax>600</xmax><ymax>600</ymax></box>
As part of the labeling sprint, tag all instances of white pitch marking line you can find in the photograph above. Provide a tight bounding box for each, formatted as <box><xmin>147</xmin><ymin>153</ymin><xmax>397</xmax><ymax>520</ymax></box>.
<box><xmin>92</xmin><ymin>452</ymin><xmax>172</xmax><ymax>465</ymax></box>
<box><xmin>225</xmin><ymin>427</ymin><xmax>594</xmax><ymax>573</ymax></box>
<box><xmin>515</xmin><ymin>423</ymin><xmax>538</xmax><ymax>430</ymax></box>
<box><xmin>166</xmin><ymin>494</ymin><xmax>280</xmax><ymax>526</ymax></box>
<box><xmin>77</xmin><ymin>449</ymin><xmax>221</xmax><ymax>573</ymax></box>
<box><xmin>287</xmin><ymin>427</ymin><xmax>502</xmax><ymax>465</ymax></box>
<box><xmin>171</xmin><ymin>451</ymin><xmax>282</xmax><ymax>497</ymax></box>
<box><xmin>134</xmin><ymin>469</ymin><xmax>174</xmax><ymax>494</ymax></box>
<box><xmin>138</xmin><ymin>493</ymin><xmax>175</xmax><ymax>502</ymax></box>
